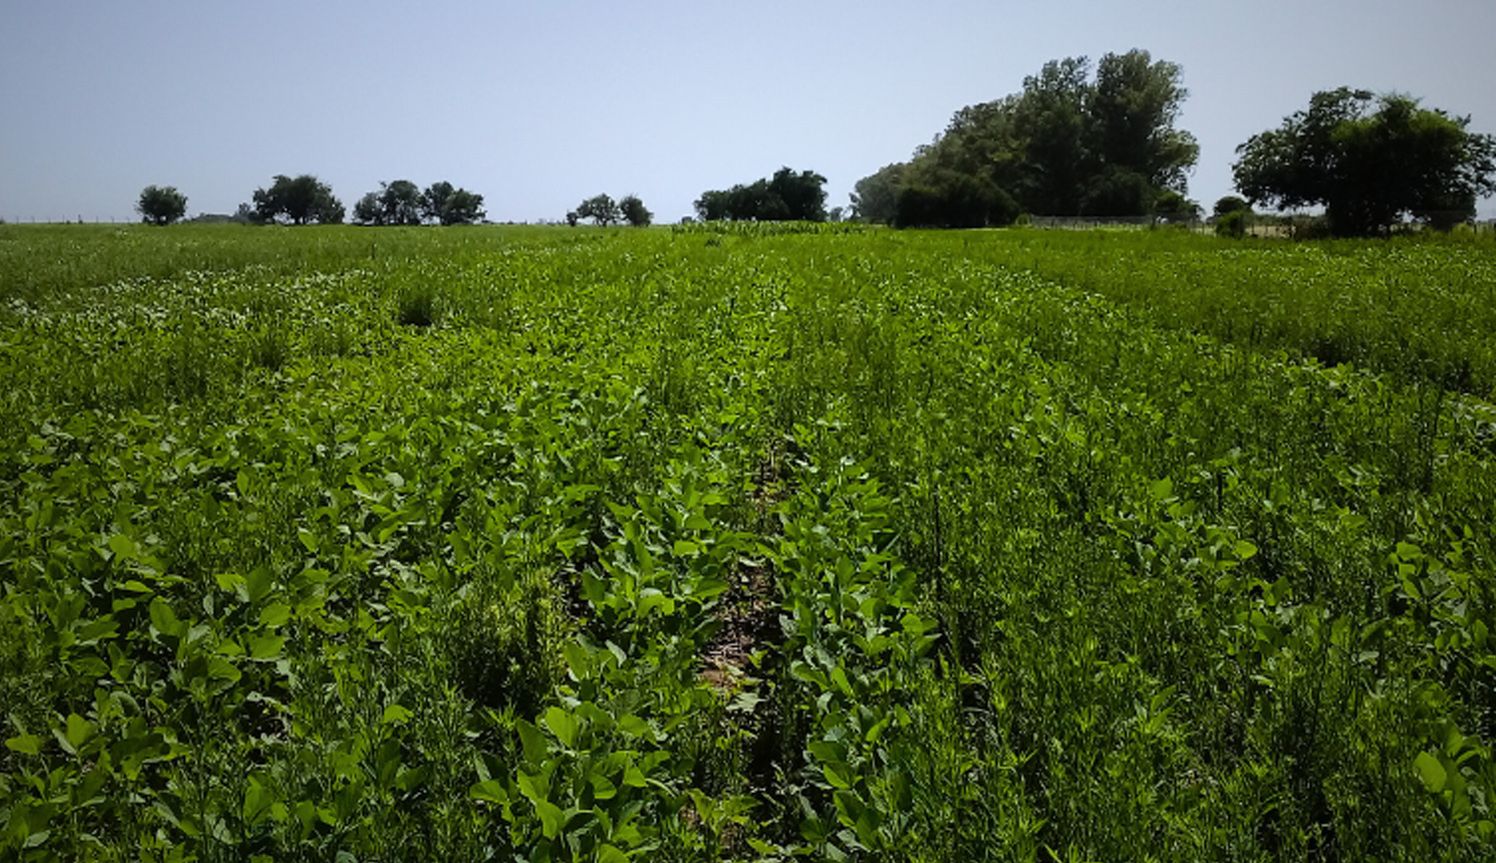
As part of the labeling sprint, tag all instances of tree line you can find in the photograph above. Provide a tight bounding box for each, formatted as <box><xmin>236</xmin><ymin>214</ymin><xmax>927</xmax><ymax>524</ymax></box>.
<box><xmin>566</xmin><ymin>194</ymin><xmax>652</xmax><ymax>227</ymax></box>
<box><xmin>134</xmin><ymin>175</ymin><xmax>488</xmax><ymax>228</ymax></box>
<box><xmin>851</xmin><ymin>50</ymin><xmax>1201</xmax><ymax>228</ymax></box>
<box><xmin>134</xmin><ymin>50</ymin><xmax>1496</xmax><ymax>238</ymax></box>
<box><xmin>849</xmin><ymin>49</ymin><xmax>1495</xmax><ymax>236</ymax></box>
<box><xmin>351</xmin><ymin>180</ymin><xmax>485</xmax><ymax>226</ymax></box>
<box><xmin>694</xmin><ymin>168</ymin><xmax>830</xmax><ymax>222</ymax></box>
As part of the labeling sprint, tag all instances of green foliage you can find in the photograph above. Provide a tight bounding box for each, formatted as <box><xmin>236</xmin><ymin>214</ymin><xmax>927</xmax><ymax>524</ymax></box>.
<box><xmin>619</xmin><ymin>195</ymin><xmax>652</xmax><ymax>228</ymax></box>
<box><xmin>355</xmin><ymin>181</ymin><xmax>485</xmax><ymax>227</ymax></box>
<box><xmin>1214</xmin><ymin>195</ymin><xmax>1252</xmax><ymax>218</ymax></box>
<box><xmin>1090</xmin><ymin>51</ymin><xmax>1200</xmax><ymax>194</ymax></box>
<box><xmin>250</xmin><ymin>174</ymin><xmax>344</xmax><ymax>225</ymax></box>
<box><xmin>424</xmin><ymin>181</ymin><xmax>486</xmax><ymax>226</ymax></box>
<box><xmin>2</xmin><ymin>224</ymin><xmax>1495</xmax><ymax>860</ymax></box>
<box><xmin>135</xmin><ymin>185</ymin><xmax>188</xmax><ymax>226</ymax></box>
<box><xmin>354</xmin><ymin>179</ymin><xmax>424</xmax><ymax>226</ymax></box>
<box><xmin>1215</xmin><ymin>209</ymin><xmax>1248</xmax><ymax>238</ymax></box>
<box><xmin>439</xmin><ymin>189</ymin><xmax>486</xmax><ymax>226</ymax></box>
<box><xmin>856</xmin><ymin>49</ymin><xmax>1200</xmax><ymax>226</ymax></box>
<box><xmin>576</xmin><ymin>194</ymin><xmax>621</xmax><ymax>227</ymax></box>
<box><xmin>1233</xmin><ymin>87</ymin><xmax>1496</xmax><ymax>236</ymax></box>
<box><xmin>422</xmin><ymin>181</ymin><xmax>455</xmax><ymax>223</ymax></box>
<box><xmin>893</xmin><ymin>168</ymin><xmax>1018</xmax><ymax>228</ymax></box>
<box><xmin>1153</xmin><ymin>190</ymin><xmax>1201</xmax><ymax>223</ymax></box>
<box><xmin>695</xmin><ymin>167</ymin><xmax>828</xmax><ymax>222</ymax></box>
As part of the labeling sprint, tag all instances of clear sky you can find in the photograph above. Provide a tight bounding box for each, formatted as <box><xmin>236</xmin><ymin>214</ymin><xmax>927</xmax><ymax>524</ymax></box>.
<box><xmin>3</xmin><ymin>0</ymin><xmax>1494</xmax><ymax>223</ymax></box>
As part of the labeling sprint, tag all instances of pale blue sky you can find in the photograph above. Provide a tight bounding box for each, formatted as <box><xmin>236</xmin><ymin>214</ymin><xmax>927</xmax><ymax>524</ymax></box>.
<box><xmin>3</xmin><ymin>0</ymin><xmax>1494</xmax><ymax>223</ymax></box>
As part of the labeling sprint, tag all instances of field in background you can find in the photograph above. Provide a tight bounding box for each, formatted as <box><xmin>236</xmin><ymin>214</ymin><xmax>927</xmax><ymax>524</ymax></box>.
<box><xmin>2</xmin><ymin>224</ymin><xmax>1494</xmax><ymax>860</ymax></box>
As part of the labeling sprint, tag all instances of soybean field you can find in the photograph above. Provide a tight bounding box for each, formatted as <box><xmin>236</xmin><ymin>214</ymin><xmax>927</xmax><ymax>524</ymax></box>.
<box><xmin>2</xmin><ymin>223</ymin><xmax>1495</xmax><ymax>861</ymax></box>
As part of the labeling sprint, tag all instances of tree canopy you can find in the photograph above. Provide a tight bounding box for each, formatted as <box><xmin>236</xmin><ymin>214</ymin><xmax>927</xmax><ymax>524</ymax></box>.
<box><xmin>852</xmin><ymin>50</ymin><xmax>1199</xmax><ymax>227</ymax></box>
<box><xmin>423</xmin><ymin>181</ymin><xmax>485</xmax><ymax>225</ymax></box>
<box><xmin>136</xmin><ymin>185</ymin><xmax>187</xmax><ymax>226</ymax></box>
<box><xmin>695</xmin><ymin>168</ymin><xmax>828</xmax><ymax>222</ymax></box>
<box><xmin>850</xmin><ymin>163</ymin><xmax>907</xmax><ymax>226</ymax></box>
<box><xmin>435</xmin><ymin>188</ymin><xmax>485</xmax><ymax>226</ymax></box>
<box><xmin>352</xmin><ymin>180</ymin><xmax>484</xmax><ymax>226</ymax></box>
<box><xmin>619</xmin><ymin>195</ymin><xmax>652</xmax><ymax>227</ymax></box>
<box><xmin>576</xmin><ymin>194</ymin><xmax>621</xmax><ymax>226</ymax></box>
<box><xmin>1233</xmin><ymin>88</ymin><xmax>1496</xmax><ymax>236</ymax></box>
<box><xmin>250</xmin><ymin>175</ymin><xmax>344</xmax><ymax>225</ymax></box>
<box><xmin>353</xmin><ymin>180</ymin><xmax>423</xmax><ymax>226</ymax></box>
<box><xmin>1153</xmin><ymin>190</ymin><xmax>1201</xmax><ymax>223</ymax></box>
<box><xmin>422</xmin><ymin>181</ymin><xmax>456</xmax><ymax>224</ymax></box>
<box><xmin>1213</xmin><ymin>196</ymin><xmax>1252</xmax><ymax>218</ymax></box>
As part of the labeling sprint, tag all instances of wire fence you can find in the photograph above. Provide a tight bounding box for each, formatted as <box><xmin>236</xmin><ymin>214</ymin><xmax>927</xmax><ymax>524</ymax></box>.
<box><xmin>0</xmin><ymin>215</ymin><xmax>262</xmax><ymax>225</ymax></box>
<box><xmin>1</xmin><ymin>217</ymin><xmax>135</xmax><ymax>225</ymax></box>
<box><xmin>1027</xmin><ymin>215</ymin><xmax>1167</xmax><ymax>230</ymax></box>
<box><xmin>1024</xmin><ymin>214</ymin><xmax>1496</xmax><ymax>238</ymax></box>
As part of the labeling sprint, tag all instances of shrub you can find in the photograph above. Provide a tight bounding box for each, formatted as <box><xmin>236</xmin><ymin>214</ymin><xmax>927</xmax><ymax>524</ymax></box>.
<box><xmin>1215</xmin><ymin>209</ymin><xmax>1248</xmax><ymax>238</ymax></box>
<box><xmin>1213</xmin><ymin>196</ymin><xmax>1252</xmax><ymax>219</ymax></box>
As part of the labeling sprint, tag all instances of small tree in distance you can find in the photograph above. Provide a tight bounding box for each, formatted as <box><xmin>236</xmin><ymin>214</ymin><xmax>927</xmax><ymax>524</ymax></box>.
<box><xmin>576</xmin><ymin>194</ymin><xmax>621</xmax><ymax>226</ymax></box>
<box><xmin>352</xmin><ymin>193</ymin><xmax>381</xmax><ymax>225</ymax></box>
<box><xmin>251</xmin><ymin>175</ymin><xmax>344</xmax><ymax>225</ymax></box>
<box><xmin>137</xmin><ymin>185</ymin><xmax>187</xmax><ymax>226</ymax></box>
<box><xmin>695</xmin><ymin>167</ymin><xmax>829</xmax><ymax>222</ymax></box>
<box><xmin>381</xmin><ymin>180</ymin><xmax>424</xmax><ymax>225</ymax></box>
<box><xmin>1154</xmin><ymin>190</ymin><xmax>1201</xmax><ymax>223</ymax></box>
<box><xmin>1212</xmin><ymin>195</ymin><xmax>1252</xmax><ymax>238</ymax></box>
<box><xmin>353</xmin><ymin>180</ymin><xmax>423</xmax><ymax>226</ymax></box>
<box><xmin>352</xmin><ymin>180</ymin><xmax>485</xmax><ymax>226</ymax></box>
<box><xmin>422</xmin><ymin>182</ymin><xmax>455</xmax><ymax>223</ymax></box>
<box><xmin>422</xmin><ymin>181</ymin><xmax>485</xmax><ymax>225</ymax></box>
<box><xmin>619</xmin><ymin>195</ymin><xmax>652</xmax><ymax>227</ymax></box>
<box><xmin>1213</xmin><ymin>196</ymin><xmax>1252</xmax><ymax>218</ymax></box>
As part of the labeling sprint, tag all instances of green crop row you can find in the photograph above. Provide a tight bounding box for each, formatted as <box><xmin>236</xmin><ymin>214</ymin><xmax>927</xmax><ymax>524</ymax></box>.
<box><xmin>962</xmin><ymin>228</ymin><xmax>1496</xmax><ymax>397</ymax></box>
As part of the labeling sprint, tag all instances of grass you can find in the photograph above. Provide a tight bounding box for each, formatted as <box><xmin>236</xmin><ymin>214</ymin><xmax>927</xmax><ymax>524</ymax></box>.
<box><xmin>1</xmin><ymin>223</ymin><xmax>1494</xmax><ymax>860</ymax></box>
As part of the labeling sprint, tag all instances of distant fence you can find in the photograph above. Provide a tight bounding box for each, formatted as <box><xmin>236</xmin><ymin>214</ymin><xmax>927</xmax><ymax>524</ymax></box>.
<box><xmin>1027</xmin><ymin>215</ymin><xmax>1172</xmax><ymax>230</ymax></box>
<box><xmin>1</xmin><ymin>217</ymin><xmax>132</xmax><ymax>225</ymax></box>
<box><xmin>1024</xmin><ymin>214</ymin><xmax>1496</xmax><ymax>238</ymax></box>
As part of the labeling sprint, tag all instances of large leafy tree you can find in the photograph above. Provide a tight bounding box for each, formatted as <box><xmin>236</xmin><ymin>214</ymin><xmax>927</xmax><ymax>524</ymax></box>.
<box><xmin>418</xmin><ymin>181</ymin><xmax>485</xmax><ymax>225</ymax></box>
<box><xmin>850</xmin><ymin>163</ymin><xmax>908</xmax><ymax>225</ymax></box>
<box><xmin>1013</xmin><ymin>57</ymin><xmax>1094</xmax><ymax>215</ymax></box>
<box><xmin>251</xmin><ymin>175</ymin><xmax>344</xmax><ymax>225</ymax></box>
<box><xmin>576</xmin><ymin>194</ymin><xmax>621</xmax><ymax>226</ymax></box>
<box><xmin>1089</xmin><ymin>51</ymin><xmax>1198</xmax><ymax>196</ymax></box>
<box><xmin>852</xmin><ymin>50</ymin><xmax>1199</xmax><ymax>226</ymax></box>
<box><xmin>352</xmin><ymin>180</ymin><xmax>423</xmax><ymax>226</ymax></box>
<box><xmin>767</xmin><ymin>168</ymin><xmax>829</xmax><ymax>221</ymax></box>
<box><xmin>1233</xmin><ymin>88</ymin><xmax>1496</xmax><ymax>235</ymax></box>
<box><xmin>693</xmin><ymin>190</ymin><xmax>731</xmax><ymax>221</ymax></box>
<box><xmin>351</xmin><ymin>193</ymin><xmax>380</xmax><ymax>226</ymax></box>
<box><xmin>136</xmin><ymin>185</ymin><xmax>187</xmax><ymax>226</ymax></box>
<box><xmin>619</xmin><ymin>195</ymin><xmax>652</xmax><ymax>227</ymax></box>
<box><xmin>437</xmin><ymin>188</ymin><xmax>485</xmax><ymax>225</ymax></box>
<box><xmin>421</xmin><ymin>181</ymin><xmax>455</xmax><ymax>223</ymax></box>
